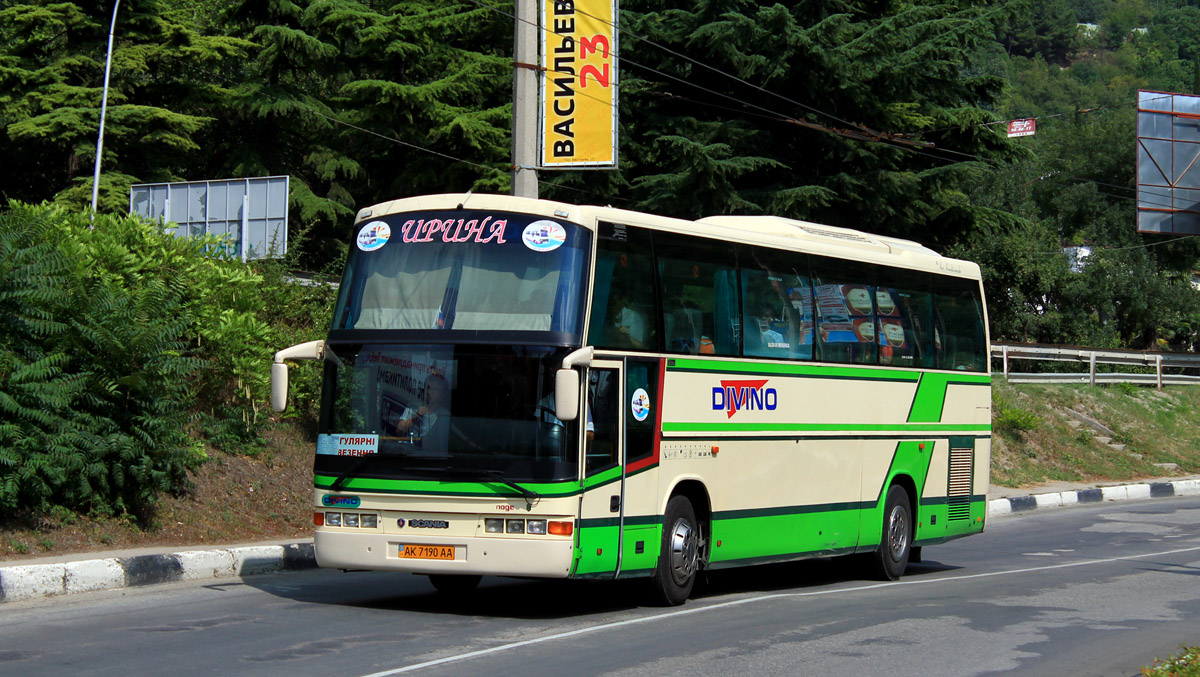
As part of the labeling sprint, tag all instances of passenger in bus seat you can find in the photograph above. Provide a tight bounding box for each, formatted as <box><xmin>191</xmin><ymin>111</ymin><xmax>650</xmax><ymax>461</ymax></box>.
<box><xmin>611</xmin><ymin>291</ymin><xmax>648</xmax><ymax>349</ymax></box>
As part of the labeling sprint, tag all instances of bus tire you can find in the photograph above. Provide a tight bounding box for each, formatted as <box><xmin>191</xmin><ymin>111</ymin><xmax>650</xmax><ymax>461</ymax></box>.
<box><xmin>428</xmin><ymin>574</ymin><xmax>481</xmax><ymax>595</ymax></box>
<box><xmin>874</xmin><ymin>485</ymin><xmax>912</xmax><ymax>581</ymax></box>
<box><xmin>651</xmin><ymin>495</ymin><xmax>701</xmax><ymax>606</ymax></box>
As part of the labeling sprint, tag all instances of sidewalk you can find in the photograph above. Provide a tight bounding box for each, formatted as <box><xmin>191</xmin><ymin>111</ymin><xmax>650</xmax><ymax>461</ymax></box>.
<box><xmin>3</xmin><ymin>476</ymin><xmax>1199</xmax><ymax>604</ymax></box>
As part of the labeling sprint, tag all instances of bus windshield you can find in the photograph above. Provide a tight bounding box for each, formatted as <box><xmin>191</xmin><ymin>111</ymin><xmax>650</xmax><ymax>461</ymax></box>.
<box><xmin>315</xmin><ymin>344</ymin><xmax>579</xmax><ymax>484</ymax></box>
<box><xmin>331</xmin><ymin>209</ymin><xmax>590</xmax><ymax>339</ymax></box>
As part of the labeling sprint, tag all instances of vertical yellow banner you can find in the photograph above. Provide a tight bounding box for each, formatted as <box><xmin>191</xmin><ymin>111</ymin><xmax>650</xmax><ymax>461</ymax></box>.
<box><xmin>540</xmin><ymin>0</ymin><xmax>618</xmax><ymax>168</ymax></box>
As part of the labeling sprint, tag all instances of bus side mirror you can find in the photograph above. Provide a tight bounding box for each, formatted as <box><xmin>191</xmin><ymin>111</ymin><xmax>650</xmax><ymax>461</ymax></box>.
<box><xmin>271</xmin><ymin>363</ymin><xmax>290</xmax><ymax>413</ymax></box>
<box><xmin>271</xmin><ymin>340</ymin><xmax>326</xmax><ymax>413</ymax></box>
<box><xmin>554</xmin><ymin>346</ymin><xmax>592</xmax><ymax>422</ymax></box>
<box><xmin>555</xmin><ymin>369</ymin><xmax>580</xmax><ymax>421</ymax></box>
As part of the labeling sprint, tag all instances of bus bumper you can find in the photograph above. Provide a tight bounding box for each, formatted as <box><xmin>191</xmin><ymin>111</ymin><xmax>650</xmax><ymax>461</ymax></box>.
<box><xmin>314</xmin><ymin>529</ymin><xmax>575</xmax><ymax>578</ymax></box>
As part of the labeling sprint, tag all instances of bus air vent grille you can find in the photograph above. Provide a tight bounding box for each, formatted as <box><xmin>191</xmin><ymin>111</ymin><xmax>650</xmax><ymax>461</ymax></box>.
<box><xmin>799</xmin><ymin>225</ymin><xmax>873</xmax><ymax>243</ymax></box>
<box><xmin>947</xmin><ymin>446</ymin><xmax>974</xmax><ymax>521</ymax></box>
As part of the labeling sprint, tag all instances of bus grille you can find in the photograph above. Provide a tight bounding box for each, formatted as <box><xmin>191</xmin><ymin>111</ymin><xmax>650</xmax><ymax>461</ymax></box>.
<box><xmin>947</xmin><ymin>446</ymin><xmax>974</xmax><ymax>521</ymax></box>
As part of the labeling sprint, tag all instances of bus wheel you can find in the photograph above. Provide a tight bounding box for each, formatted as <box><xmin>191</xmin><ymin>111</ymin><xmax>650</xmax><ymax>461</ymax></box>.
<box><xmin>874</xmin><ymin>485</ymin><xmax>912</xmax><ymax>581</ymax></box>
<box><xmin>428</xmin><ymin>574</ymin><xmax>481</xmax><ymax>595</ymax></box>
<box><xmin>652</xmin><ymin>496</ymin><xmax>701</xmax><ymax>606</ymax></box>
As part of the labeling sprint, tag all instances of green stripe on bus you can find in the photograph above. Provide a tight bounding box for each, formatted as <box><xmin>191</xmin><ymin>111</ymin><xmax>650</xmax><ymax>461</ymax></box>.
<box><xmin>661</xmin><ymin>422</ymin><xmax>991</xmax><ymax>433</ymax></box>
<box><xmin>905</xmin><ymin>373</ymin><xmax>990</xmax><ymax>423</ymax></box>
<box><xmin>313</xmin><ymin>475</ymin><xmax>582</xmax><ymax>497</ymax></box>
<box><xmin>668</xmin><ymin>358</ymin><xmax>922</xmax><ymax>381</ymax></box>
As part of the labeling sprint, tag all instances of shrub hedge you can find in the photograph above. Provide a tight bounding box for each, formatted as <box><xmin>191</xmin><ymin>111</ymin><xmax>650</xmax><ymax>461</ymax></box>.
<box><xmin>0</xmin><ymin>202</ymin><xmax>336</xmax><ymax>520</ymax></box>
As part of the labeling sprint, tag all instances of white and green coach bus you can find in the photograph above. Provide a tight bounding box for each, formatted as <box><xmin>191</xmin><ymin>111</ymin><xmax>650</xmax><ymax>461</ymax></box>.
<box><xmin>270</xmin><ymin>193</ymin><xmax>990</xmax><ymax>605</ymax></box>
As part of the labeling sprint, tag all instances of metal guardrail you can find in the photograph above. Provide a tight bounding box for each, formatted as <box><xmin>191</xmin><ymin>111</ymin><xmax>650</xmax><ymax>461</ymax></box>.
<box><xmin>990</xmin><ymin>343</ymin><xmax>1200</xmax><ymax>388</ymax></box>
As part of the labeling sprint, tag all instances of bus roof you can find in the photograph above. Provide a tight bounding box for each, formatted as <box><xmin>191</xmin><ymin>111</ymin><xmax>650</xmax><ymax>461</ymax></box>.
<box><xmin>356</xmin><ymin>193</ymin><xmax>981</xmax><ymax>280</ymax></box>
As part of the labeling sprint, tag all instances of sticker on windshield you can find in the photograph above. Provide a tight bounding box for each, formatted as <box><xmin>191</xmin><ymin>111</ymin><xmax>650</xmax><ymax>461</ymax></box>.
<box><xmin>317</xmin><ymin>434</ymin><xmax>379</xmax><ymax>456</ymax></box>
<box><xmin>522</xmin><ymin>220</ymin><xmax>566</xmax><ymax>252</ymax></box>
<box><xmin>357</xmin><ymin>221</ymin><xmax>391</xmax><ymax>251</ymax></box>
<box><xmin>631</xmin><ymin>388</ymin><xmax>651</xmax><ymax>422</ymax></box>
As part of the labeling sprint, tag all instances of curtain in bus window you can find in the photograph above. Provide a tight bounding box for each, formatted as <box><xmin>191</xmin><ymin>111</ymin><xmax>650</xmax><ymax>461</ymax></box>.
<box><xmin>355</xmin><ymin>247</ymin><xmax>454</xmax><ymax>329</ymax></box>
<box><xmin>454</xmin><ymin>264</ymin><xmax>559</xmax><ymax>331</ymax></box>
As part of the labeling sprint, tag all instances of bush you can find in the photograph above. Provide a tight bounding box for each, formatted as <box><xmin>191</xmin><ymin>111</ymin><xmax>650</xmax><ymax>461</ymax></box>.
<box><xmin>0</xmin><ymin>202</ymin><xmax>336</xmax><ymax>519</ymax></box>
<box><xmin>993</xmin><ymin>393</ymin><xmax>1041</xmax><ymax>435</ymax></box>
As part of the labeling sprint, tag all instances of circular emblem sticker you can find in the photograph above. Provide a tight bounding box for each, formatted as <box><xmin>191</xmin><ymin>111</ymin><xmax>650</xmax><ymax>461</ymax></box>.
<box><xmin>522</xmin><ymin>220</ymin><xmax>567</xmax><ymax>252</ymax></box>
<box><xmin>357</xmin><ymin>221</ymin><xmax>391</xmax><ymax>251</ymax></box>
<box><xmin>631</xmin><ymin>388</ymin><xmax>651</xmax><ymax>422</ymax></box>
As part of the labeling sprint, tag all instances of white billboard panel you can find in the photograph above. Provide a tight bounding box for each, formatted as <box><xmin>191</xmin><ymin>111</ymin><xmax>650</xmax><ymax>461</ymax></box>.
<box><xmin>129</xmin><ymin>176</ymin><xmax>289</xmax><ymax>260</ymax></box>
<box><xmin>1137</xmin><ymin>90</ymin><xmax>1200</xmax><ymax>235</ymax></box>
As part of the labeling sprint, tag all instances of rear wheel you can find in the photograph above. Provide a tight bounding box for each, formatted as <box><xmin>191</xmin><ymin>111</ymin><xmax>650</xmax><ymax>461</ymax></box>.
<box><xmin>874</xmin><ymin>485</ymin><xmax>912</xmax><ymax>581</ymax></box>
<box><xmin>428</xmin><ymin>574</ymin><xmax>481</xmax><ymax>595</ymax></box>
<box><xmin>651</xmin><ymin>496</ymin><xmax>702</xmax><ymax>606</ymax></box>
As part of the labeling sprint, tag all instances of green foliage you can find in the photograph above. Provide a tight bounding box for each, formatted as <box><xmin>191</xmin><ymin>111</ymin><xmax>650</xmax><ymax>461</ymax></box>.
<box><xmin>1141</xmin><ymin>645</ymin><xmax>1200</xmax><ymax>677</ymax></box>
<box><xmin>0</xmin><ymin>202</ymin><xmax>335</xmax><ymax>519</ymax></box>
<box><xmin>993</xmin><ymin>392</ymin><xmax>1041</xmax><ymax>436</ymax></box>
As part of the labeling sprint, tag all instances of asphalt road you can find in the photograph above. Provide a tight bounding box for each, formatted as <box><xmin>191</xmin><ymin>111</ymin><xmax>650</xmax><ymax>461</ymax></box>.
<box><xmin>3</xmin><ymin>497</ymin><xmax>1199</xmax><ymax>677</ymax></box>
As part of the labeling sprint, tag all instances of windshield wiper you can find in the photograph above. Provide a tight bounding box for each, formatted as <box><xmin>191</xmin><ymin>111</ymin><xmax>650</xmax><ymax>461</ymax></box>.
<box><xmin>433</xmin><ymin>468</ymin><xmax>539</xmax><ymax>511</ymax></box>
<box><xmin>478</xmin><ymin>470</ymin><xmax>539</xmax><ymax>511</ymax></box>
<box><xmin>330</xmin><ymin>454</ymin><xmax>373</xmax><ymax>492</ymax></box>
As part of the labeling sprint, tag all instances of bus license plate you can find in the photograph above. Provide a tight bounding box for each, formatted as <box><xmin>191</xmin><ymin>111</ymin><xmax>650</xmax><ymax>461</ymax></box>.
<box><xmin>399</xmin><ymin>545</ymin><xmax>455</xmax><ymax>560</ymax></box>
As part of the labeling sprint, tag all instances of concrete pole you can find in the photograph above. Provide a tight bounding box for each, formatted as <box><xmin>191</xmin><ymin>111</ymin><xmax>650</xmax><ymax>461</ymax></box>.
<box><xmin>90</xmin><ymin>0</ymin><xmax>121</xmax><ymax>221</ymax></box>
<box><xmin>511</xmin><ymin>0</ymin><xmax>539</xmax><ymax>198</ymax></box>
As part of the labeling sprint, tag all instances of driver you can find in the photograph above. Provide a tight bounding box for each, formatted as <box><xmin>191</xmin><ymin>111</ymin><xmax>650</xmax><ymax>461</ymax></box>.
<box><xmin>395</xmin><ymin>374</ymin><xmax>451</xmax><ymax>453</ymax></box>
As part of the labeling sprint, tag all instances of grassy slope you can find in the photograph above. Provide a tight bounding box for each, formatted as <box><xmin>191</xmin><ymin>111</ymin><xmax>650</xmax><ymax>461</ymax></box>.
<box><xmin>2</xmin><ymin>380</ymin><xmax>1198</xmax><ymax>560</ymax></box>
<box><xmin>992</xmin><ymin>379</ymin><xmax>1200</xmax><ymax>487</ymax></box>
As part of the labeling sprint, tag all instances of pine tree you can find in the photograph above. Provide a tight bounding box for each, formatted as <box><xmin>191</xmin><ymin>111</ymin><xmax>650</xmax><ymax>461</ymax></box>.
<box><xmin>0</xmin><ymin>1</ymin><xmax>249</xmax><ymax>212</ymax></box>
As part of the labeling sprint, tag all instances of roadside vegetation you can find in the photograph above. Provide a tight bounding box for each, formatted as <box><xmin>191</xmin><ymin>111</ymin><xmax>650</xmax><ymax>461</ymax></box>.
<box><xmin>1142</xmin><ymin>646</ymin><xmax>1200</xmax><ymax>676</ymax></box>
<box><xmin>0</xmin><ymin>202</ymin><xmax>335</xmax><ymax>534</ymax></box>
<box><xmin>992</xmin><ymin>377</ymin><xmax>1200</xmax><ymax>487</ymax></box>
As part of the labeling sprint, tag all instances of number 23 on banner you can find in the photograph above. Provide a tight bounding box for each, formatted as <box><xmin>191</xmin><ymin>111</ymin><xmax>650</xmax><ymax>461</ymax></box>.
<box><xmin>580</xmin><ymin>35</ymin><xmax>610</xmax><ymax>88</ymax></box>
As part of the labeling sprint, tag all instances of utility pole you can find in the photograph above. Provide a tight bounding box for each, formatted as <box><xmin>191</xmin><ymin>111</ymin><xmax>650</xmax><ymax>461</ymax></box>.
<box><xmin>90</xmin><ymin>0</ymin><xmax>121</xmax><ymax>221</ymax></box>
<box><xmin>511</xmin><ymin>0</ymin><xmax>539</xmax><ymax>198</ymax></box>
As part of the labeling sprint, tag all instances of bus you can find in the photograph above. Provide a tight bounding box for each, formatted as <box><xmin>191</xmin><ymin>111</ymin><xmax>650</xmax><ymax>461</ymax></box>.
<box><xmin>270</xmin><ymin>193</ymin><xmax>991</xmax><ymax>605</ymax></box>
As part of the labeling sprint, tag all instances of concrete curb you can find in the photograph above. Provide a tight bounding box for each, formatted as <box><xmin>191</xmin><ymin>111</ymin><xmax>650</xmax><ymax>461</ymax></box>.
<box><xmin>987</xmin><ymin>479</ymin><xmax>1200</xmax><ymax>518</ymax></box>
<box><xmin>0</xmin><ymin>542</ymin><xmax>316</xmax><ymax>604</ymax></box>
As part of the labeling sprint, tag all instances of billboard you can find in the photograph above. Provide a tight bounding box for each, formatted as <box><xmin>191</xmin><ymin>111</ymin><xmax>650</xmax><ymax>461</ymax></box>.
<box><xmin>1137</xmin><ymin>90</ymin><xmax>1200</xmax><ymax>235</ymax></box>
<box><xmin>539</xmin><ymin>0</ymin><xmax>618</xmax><ymax>168</ymax></box>
<box><xmin>1007</xmin><ymin>119</ymin><xmax>1036</xmax><ymax>138</ymax></box>
<box><xmin>129</xmin><ymin>176</ymin><xmax>289</xmax><ymax>260</ymax></box>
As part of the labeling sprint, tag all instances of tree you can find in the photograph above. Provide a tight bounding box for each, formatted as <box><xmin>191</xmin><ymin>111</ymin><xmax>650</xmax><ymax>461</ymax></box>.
<box><xmin>0</xmin><ymin>1</ymin><xmax>249</xmax><ymax>212</ymax></box>
<box><xmin>540</xmin><ymin>0</ymin><xmax>1020</xmax><ymax>253</ymax></box>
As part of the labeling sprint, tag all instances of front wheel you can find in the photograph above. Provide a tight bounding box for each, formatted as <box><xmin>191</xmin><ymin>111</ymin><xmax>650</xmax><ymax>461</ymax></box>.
<box><xmin>651</xmin><ymin>496</ymin><xmax>703</xmax><ymax>606</ymax></box>
<box><xmin>873</xmin><ymin>485</ymin><xmax>912</xmax><ymax>581</ymax></box>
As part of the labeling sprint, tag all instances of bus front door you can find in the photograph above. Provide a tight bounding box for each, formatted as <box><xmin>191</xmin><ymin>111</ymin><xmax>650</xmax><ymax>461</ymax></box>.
<box><xmin>574</xmin><ymin>362</ymin><xmax>625</xmax><ymax>578</ymax></box>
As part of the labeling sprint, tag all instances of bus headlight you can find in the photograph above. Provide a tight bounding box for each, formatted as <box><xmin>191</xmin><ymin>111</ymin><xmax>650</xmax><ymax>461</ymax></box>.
<box><xmin>360</xmin><ymin>514</ymin><xmax>378</xmax><ymax>529</ymax></box>
<box><xmin>326</xmin><ymin>512</ymin><xmax>342</xmax><ymax>527</ymax></box>
<box><xmin>485</xmin><ymin>518</ymin><xmax>505</xmax><ymax>533</ymax></box>
<box><xmin>506</xmin><ymin>519</ymin><xmax>525</xmax><ymax>534</ymax></box>
<box><xmin>526</xmin><ymin>519</ymin><xmax>547</xmax><ymax>534</ymax></box>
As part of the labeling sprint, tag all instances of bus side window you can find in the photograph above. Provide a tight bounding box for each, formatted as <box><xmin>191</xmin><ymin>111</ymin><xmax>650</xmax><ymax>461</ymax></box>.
<box><xmin>934</xmin><ymin>278</ymin><xmax>987</xmax><ymax>372</ymax></box>
<box><xmin>625</xmin><ymin>359</ymin><xmax>658</xmax><ymax>464</ymax></box>
<box><xmin>874</xmin><ymin>267</ymin><xmax>936</xmax><ymax>369</ymax></box>
<box><xmin>739</xmin><ymin>245</ymin><xmax>812</xmax><ymax>360</ymax></box>
<box><xmin>655</xmin><ymin>232</ymin><xmax>738</xmax><ymax>357</ymax></box>
<box><xmin>810</xmin><ymin>257</ymin><xmax>877</xmax><ymax>365</ymax></box>
<box><xmin>588</xmin><ymin>223</ymin><xmax>657</xmax><ymax>351</ymax></box>
<box><xmin>586</xmin><ymin>369</ymin><xmax>619</xmax><ymax>474</ymax></box>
